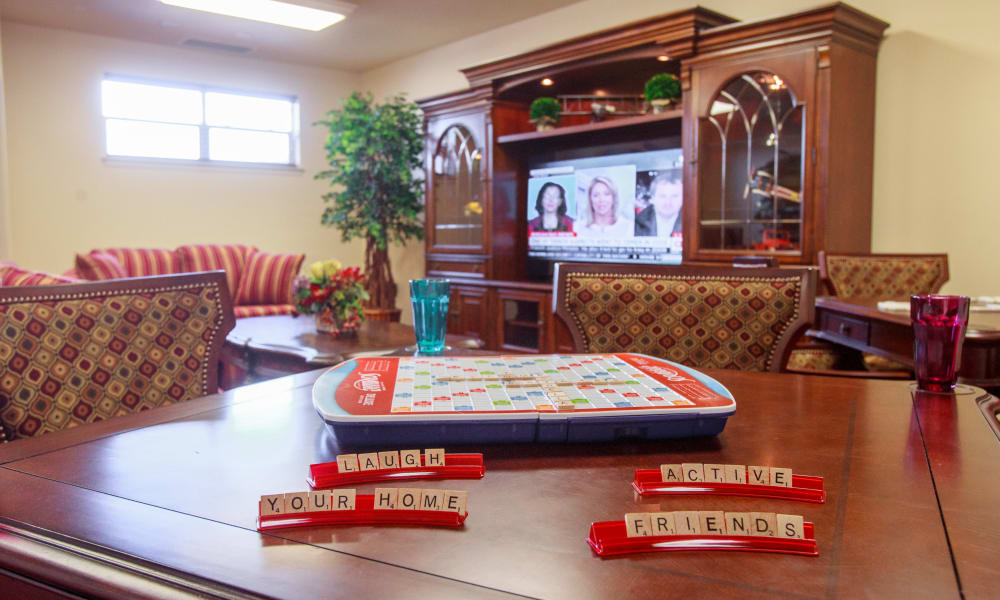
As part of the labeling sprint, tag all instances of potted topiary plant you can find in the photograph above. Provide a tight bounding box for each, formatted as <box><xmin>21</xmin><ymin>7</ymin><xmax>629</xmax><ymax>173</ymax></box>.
<box><xmin>644</xmin><ymin>73</ymin><xmax>681</xmax><ymax>113</ymax></box>
<box><xmin>529</xmin><ymin>97</ymin><xmax>561</xmax><ymax>131</ymax></box>
<box><xmin>315</xmin><ymin>92</ymin><xmax>424</xmax><ymax>322</ymax></box>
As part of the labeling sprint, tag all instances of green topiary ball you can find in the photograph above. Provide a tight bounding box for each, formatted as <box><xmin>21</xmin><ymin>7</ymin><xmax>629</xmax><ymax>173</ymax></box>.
<box><xmin>644</xmin><ymin>73</ymin><xmax>681</xmax><ymax>101</ymax></box>
<box><xmin>529</xmin><ymin>97</ymin><xmax>562</xmax><ymax>122</ymax></box>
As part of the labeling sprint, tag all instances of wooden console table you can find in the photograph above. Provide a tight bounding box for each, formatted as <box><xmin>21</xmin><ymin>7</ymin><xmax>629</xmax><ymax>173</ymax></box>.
<box><xmin>220</xmin><ymin>315</ymin><xmax>481</xmax><ymax>388</ymax></box>
<box><xmin>813</xmin><ymin>296</ymin><xmax>1000</xmax><ymax>388</ymax></box>
<box><xmin>1</xmin><ymin>367</ymin><xmax>997</xmax><ymax>598</ymax></box>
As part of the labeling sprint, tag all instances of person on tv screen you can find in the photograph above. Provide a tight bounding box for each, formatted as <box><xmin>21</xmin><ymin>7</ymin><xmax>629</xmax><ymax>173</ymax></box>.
<box><xmin>635</xmin><ymin>171</ymin><xmax>683</xmax><ymax>237</ymax></box>
<box><xmin>577</xmin><ymin>175</ymin><xmax>633</xmax><ymax>237</ymax></box>
<box><xmin>527</xmin><ymin>182</ymin><xmax>574</xmax><ymax>233</ymax></box>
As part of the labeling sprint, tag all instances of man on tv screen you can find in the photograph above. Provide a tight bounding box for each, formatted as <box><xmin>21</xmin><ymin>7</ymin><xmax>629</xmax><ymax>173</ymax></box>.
<box><xmin>635</xmin><ymin>170</ymin><xmax>682</xmax><ymax>237</ymax></box>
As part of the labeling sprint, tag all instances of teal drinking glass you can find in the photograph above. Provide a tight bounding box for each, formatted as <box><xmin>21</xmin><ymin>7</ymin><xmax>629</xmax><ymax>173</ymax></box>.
<box><xmin>409</xmin><ymin>279</ymin><xmax>450</xmax><ymax>354</ymax></box>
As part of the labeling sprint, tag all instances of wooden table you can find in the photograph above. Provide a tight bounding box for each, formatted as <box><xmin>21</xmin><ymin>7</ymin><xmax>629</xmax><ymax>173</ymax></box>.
<box><xmin>221</xmin><ymin>315</ymin><xmax>481</xmax><ymax>388</ymax></box>
<box><xmin>1</xmin><ymin>366</ymin><xmax>998</xmax><ymax>599</ymax></box>
<box><xmin>813</xmin><ymin>296</ymin><xmax>1000</xmax><ymax>388</ymax></box>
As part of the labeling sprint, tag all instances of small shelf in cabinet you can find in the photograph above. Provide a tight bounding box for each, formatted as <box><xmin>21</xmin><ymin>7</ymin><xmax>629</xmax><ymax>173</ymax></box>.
<box><xmin>496</xmin><ymin>110</ymin><xmax>683</xmax><ymax>145</ymax></box>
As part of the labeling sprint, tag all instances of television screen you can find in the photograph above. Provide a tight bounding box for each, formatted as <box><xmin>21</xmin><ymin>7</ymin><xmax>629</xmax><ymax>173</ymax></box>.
<box><xmin>526</xmin><ymin>148</ymin><xmax>683</xmax><ymax>264</ymax></box>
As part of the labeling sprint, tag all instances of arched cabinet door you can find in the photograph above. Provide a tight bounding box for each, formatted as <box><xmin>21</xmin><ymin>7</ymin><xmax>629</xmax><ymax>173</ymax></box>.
<box><xmin>427</xmin><ymin>121</ymin><xmax>487</xmax><ymax>253</ymax></box>
<box><xmin>695</xmin><ymin>70</ymin><xmax>806</xmax><ymax>258</ymax></box>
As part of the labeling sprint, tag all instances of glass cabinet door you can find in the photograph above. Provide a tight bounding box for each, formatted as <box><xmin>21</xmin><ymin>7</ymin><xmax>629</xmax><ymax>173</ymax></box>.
<box><xmin>697</xmin><ymin>71</ymin><xmax>804</xmax><ymax>254</ymax></box>
<box><xmin>430</xmin><ymin>124</ymin><xmax>484</xmax><ymax>248</ymax></box>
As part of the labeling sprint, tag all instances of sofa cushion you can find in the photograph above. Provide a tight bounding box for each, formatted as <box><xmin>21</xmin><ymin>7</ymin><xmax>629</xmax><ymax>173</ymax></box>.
<box><xmin>234</xmin><ymin>251</ymin><xmax>304</xmax><ymax>306</ymax></box>
<box><xmin>177</xmin><ymin>244</ymin><xmax>257</xmax><ymax>299</ymax></box>
<box><xmin>233</xmin><ymin>304</ymin><xmax>297</xmax><ymax>318</ymax></box>
<box><xmin>96</xmin><ymin>248</ymin><xmax>181</xmax><ymax>277</ymax></box>
<box><xmin>74</xmin><ymin>252</ymin><xmax>128</xmax><ymax>280</ymax></box>
<box><xmin>1</xmin><ymin>265</ymin><xmax>81</xmax><ymax>286</ymax></box>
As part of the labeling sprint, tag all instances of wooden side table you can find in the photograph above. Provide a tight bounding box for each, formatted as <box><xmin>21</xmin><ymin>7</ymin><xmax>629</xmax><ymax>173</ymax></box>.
<box><xmin>220</xmin><ymin>314</ymin><xmax>481</xmax><ymax>388</ymax></box>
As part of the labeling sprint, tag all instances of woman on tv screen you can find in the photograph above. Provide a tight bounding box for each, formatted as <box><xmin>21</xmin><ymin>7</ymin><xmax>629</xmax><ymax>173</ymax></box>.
<box><xmin>577</xmin><ymin>175</ymin><xmax>633</xmax><ymax>237</ymax></box>
<box><xmin>527</xmin><ymin>182</ymin><xmax>574</xmax><ymax>233</ymax></box>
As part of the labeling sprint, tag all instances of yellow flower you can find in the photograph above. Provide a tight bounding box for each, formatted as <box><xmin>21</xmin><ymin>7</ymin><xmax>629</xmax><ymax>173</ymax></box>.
<box><xmin>464</xmin><ymin>201</ymin><xmax>483</xmax><ymax>216</ymax></box>
<box><xmin>323</xmin><ymin>259</ymin><xmax>342</xmax><ymax>277</ymax></box>
<box><xmin>309</xmin><ymin>261</ymin><xmax>325</xmax><ymax>279</ymax></box>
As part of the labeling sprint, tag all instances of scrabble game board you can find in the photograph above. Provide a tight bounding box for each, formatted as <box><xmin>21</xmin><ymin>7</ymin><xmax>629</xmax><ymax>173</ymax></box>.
<box><xmin>312</xmin><ymin>353</ymin><xmax>736</xmax><ymax>446</ymax></box>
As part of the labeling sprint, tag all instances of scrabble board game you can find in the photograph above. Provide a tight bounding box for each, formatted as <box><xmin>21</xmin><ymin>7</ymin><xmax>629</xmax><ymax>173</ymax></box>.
<box><xmin>312</xmin><ymin>353</ymin><xmax>736</xmax><ymax>446</ymax></box>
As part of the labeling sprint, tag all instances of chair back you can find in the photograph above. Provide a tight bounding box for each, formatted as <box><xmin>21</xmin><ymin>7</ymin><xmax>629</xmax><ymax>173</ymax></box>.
<box><xmin>0</xmin><ymin>272</ymin><xmax>235</xmax><ymax>442</ymax></box>
<box><xmin>818</xmin><ymin>251</ymin><xmax>948</xmax><ymax>297</ymax></box>
<box><xmin>553</xmin><ymin>263</ymin><xmax>816</xmax><ymax>373</ymax></box>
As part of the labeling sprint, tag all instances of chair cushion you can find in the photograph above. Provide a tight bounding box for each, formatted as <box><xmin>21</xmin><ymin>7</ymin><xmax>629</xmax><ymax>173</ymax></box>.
<box><xmin>95</xmin><ymin>248</ymin><xmax>182</xmax><ymax>278</ymax></box>
<box><xmin>74</xmin><ymin>252</ymin><xmax>129</xmax><ymax>280</ymax></box>
<box><xmin>562</xmin><ymin>273</ymin><xmax>805</xmax><ymax>371</ymax></box>
<box><xmin>233</xmin><ymin>304</ymin><xmax>297</xmax><ymax>318</ymax></box>
<box><xmin>824</xmin><ymin>255</ymin><xmax>946</xmax><ymax>297</ymax></box>
<box><xmin>177</xmin><ymin>244</ymin><xmax>257</xmax><ymax>299</ymax></box>
<box><xmin>0</xmin><ymin>275</ymin><xmax>233</xmax><ymax>441</ymax></box>
<box><xmin>1</xmin><ymin>266</ymin><xmax>81</xmax><ymax>286</ymax></box>
<box><xmin>234</xmin><ymin>251</ymin><xmax>304</xmax><ymax>306</ymax></box>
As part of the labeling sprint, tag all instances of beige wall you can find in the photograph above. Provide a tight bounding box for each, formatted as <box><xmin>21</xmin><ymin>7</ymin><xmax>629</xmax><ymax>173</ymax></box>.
<box><xmin>1</xmin><ymin>21</ymin><xmax>422</xmax><ymax>313</ymax></box>
<box><xmin>362</xmin><ymin>0</ymin><xmax>1000</xmax><ymax>295</ymax></box>
<box><xmin>0</xmin><ymin>23</ymin><xmax>11</xmax><ymax>261</ymax></box>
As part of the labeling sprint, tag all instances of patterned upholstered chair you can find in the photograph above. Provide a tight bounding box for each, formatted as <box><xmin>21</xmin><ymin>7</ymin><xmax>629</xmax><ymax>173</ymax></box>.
<box><xmin>553</xmin><ymin>263</ymin><xmax>817</xmax><ymax>373</ymax></box>
<box><xmin>818</xmin><ymin>251</ymin><xmax>949</xmax><ymax>297</ymax></box>
<box><xmin>0</xmin><ymin>272</ymin><xmax>235</xmax><ymax>442</ymax></box>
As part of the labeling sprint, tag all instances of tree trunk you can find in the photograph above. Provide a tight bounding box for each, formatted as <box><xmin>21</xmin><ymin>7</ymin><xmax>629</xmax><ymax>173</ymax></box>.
<box><xmin>364</xmin><ymin>235</ymin><xmax>396</xmax><ymax>309</ymax></box>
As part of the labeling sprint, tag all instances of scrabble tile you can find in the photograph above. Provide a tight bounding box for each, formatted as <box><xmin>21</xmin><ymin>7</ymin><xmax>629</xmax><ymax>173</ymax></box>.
<box><xmin>650</xmin><ymin>512</ymin><xmax>676</xmax><ymax>536</ymax></box>
<box><xmin>673</xmin><ymin>511</ymin><xmax>702</xmax><ymax>535</ymax></box>
<box><xmin>776</xmin><ymin>514</ymin><xmax>805</xmax><ymax>539</ymax></box>
<box><xmin>260</xmin><ymin>494</ymin><xmax>285</xmax><ymax>516</ymax></box>
<box><xmin>624</xmin><ymin>512</ymin><xmax>653</xmax><ymax>537</ymax></box>
<box><xmin>284</xmin><ymin>492</ymin><xmax>309</xmax><ymax>513</ymax></box>
<box><xmin>769</xmin><ymin>467</ymin><xmax>793</xmax><ymax>488</ymax></box>
<box><xmin>660</xmin><ymin>464</ymin><xmax>684</xmax><ymax>483</ymax></box>
<box><xmin>424</xmin><ymin>448</ymin><xmax>446</xmax><ymax>467</ymax></box>
<box><xmin>748</xmin><ymin>465</ymin><xmax>770</xmax><ymax>485</ymax></box>
<box><xmin>681</xmin><ymin>463</ymin><xmax>704</xmax><ymax>482</ymax></box>
<box><xmin>724</xmin><ymin>464</ymin><xmax>747</xmax><ymax>484</ymax></box>
<box><xmin>703</xmin><ymin>464</ymin><xmax>726</xmax><ymax>483</ymax></box>
<box><xmin>330</xmin><ymin>489</ymin><xmax>356</xmax><ymax>511</ymax></box>
<box><xmin>750</xmin><ymin>512</ymin><xmax>777</xmax><ymax>537</ymax></box>
<box><xmin>400</xmin><ymin>449</ymin><xmax>422</xmax><ymax>468</ymax></box>
<box><xmin>442</xmin><ymin>490</ymin><xmax>468</xmax><ymax>514</ymax></box>
<box><xmin>725</xmin><ymin>512</ymin><xmax>752</xmax><ymax>536</ymax></box>
<box><xmin>699</xmin><ymin>511</ymin><xmax>727</xmax><ymax>535</ymax></box>
<box><xmin>378</xmin><ymin>451</ymin><xmax>400</xmax><ymax>470</ymax></box>
<box><xmin>373</xmin><ymin>488</ymin><xmax>398</xmax><ymax>510</ymax></box>
<box><xmin>419</xmin><ymin>489</ymin><xmax>446</xmax><ymax>511</ymax></box>
<box><xmin>336</xmin><ymin>453</ymin><xmax>360</xmax><ymax>473</ymax></box>
<box><xmin>397</xmin><ymin>488</ymin><xmax>421</xmax><ymax>510</ymax></box>
<box><xmin>358</xmin><ymin>452</ymin><xmax>381</xmax><ymax>471</ymax></box>
<box><xmin>308</xmin><ymin>490</ymin><xmax>331</xmax><ymax>511</ymax></box>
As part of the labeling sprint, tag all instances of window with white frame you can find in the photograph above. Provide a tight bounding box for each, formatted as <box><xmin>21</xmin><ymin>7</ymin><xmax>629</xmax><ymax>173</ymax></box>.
<box><xmin>101</xmin><ymin>77</ymin><xmax>298</xmax><ymax>166</ymax></box>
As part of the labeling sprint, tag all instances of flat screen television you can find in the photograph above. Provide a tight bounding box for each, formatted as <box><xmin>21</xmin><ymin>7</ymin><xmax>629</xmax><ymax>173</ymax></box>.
<box><xmin>526</xmin><ymin>148</ymin><xmax>684</xmax><ymax>268</ymax></box>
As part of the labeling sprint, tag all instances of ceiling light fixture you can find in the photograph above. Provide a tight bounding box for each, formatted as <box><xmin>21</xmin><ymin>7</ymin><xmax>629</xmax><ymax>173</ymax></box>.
<box><xmin>158</xmin><ymin>0</ymin><xmax>354</xmax><ymax>32</ymax></box>
<box><xmin>657</xmin><ymin>55</ymin><xmax>670</xmax><ymax>62</ymax></box>
<box><xmin>541</xmin><ymin>78</ymin><xmax>554</xmax><ymax>86</ymax></box>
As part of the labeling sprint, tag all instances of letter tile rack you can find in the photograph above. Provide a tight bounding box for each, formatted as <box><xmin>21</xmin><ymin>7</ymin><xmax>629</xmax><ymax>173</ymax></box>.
<box><xmin>586</xmin><ymin>520</ymin><xmax>818</xmax><ymax>557</ymax></box>
<box><xmin>308</xmin><ymin>453</ymin><xmax>485</xmax><ymax>488</ymax></box>
<box><xmin>257</xmin><ymin>494</ymin><xmax>468</xmax><ymax>532</ymax></box>
<box><xmin>632</xmin><ymin>469</ymin><xmax>826</xmax><ymax>503</ymax></box>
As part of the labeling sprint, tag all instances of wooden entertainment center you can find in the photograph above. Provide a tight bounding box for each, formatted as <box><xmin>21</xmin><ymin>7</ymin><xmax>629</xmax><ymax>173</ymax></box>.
<box><xmin>416</xmin><ymin>4</ymin><xmax>888</xmax><ymax>353</ymax></box>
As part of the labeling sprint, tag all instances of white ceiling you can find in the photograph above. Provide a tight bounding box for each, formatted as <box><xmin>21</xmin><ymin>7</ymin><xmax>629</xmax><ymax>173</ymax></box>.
<box><xmin>0</xmin><ymin>0</ymin><xmax>583</xmax><ymax>71</ymax></box>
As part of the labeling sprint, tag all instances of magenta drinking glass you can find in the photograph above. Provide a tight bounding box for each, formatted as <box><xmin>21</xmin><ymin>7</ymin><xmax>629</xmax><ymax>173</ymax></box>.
<box><xmin>910</xmin><ymin>295</ymin><xmax>970</xmax><ymax>393</ymax></box>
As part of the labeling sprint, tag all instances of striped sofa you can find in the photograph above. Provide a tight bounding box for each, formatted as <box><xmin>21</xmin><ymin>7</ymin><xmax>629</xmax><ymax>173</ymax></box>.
<box><xmin>68</xmin><ymin>245</ymin><xmax>304</xmax><ymax>319</ymax></box>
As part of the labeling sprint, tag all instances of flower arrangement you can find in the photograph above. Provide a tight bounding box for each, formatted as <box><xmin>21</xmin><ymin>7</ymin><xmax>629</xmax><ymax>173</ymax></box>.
<box><xmin>293</xmin><ymin>259</ymin><xmax>370</xmax><ymax>335</ymax></box>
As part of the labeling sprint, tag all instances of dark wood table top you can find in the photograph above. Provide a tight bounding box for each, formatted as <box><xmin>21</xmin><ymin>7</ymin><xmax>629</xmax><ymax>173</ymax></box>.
<box><xmin>816</xmin><ymin>296</ymin><xmax>1000</xmax><ymax>340</ymax></box>
<box><xmin>1</xmin><ymin>363</ymin><xmax>997</xmax><ymax>599</ymax></box>
<box><xmin>226</xmin><ymin>314</ymin><xmax>482</xmax><ymax>365</ymax></box>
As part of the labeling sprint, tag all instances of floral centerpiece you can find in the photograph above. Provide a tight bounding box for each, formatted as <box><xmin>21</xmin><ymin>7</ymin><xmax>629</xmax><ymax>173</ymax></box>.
<box><xmin>293</xmin><ymin>260</ymin><xmax>369</xmax><ymax>336</ymax></box>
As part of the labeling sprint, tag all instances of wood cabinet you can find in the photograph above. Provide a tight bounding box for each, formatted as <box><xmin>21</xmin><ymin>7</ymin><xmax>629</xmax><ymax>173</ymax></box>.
<box><xmin>419</xmin><ymin>5</ymin><xmax>888</xmax><ymax>352</ymax></box>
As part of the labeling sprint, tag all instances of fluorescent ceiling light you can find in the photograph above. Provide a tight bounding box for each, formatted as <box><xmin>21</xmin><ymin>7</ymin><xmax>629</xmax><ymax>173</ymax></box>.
<box><xmin>159</xmin><ymin>0</ymin><xmax>352</xmax><ymax>31</ymax></box>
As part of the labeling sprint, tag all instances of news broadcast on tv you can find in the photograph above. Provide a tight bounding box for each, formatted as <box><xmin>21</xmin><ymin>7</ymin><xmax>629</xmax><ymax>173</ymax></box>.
<box><xmin>526</xmin><ymin>149</ymin><xmax>683</xmax><ymax>264</ymax></box>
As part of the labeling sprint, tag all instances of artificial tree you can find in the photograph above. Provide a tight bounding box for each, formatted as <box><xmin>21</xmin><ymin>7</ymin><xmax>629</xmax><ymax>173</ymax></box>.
<box><xmin>315</xmin><ymin>92</ymin><xmax>424</xmax><ymax>318</ymax></box>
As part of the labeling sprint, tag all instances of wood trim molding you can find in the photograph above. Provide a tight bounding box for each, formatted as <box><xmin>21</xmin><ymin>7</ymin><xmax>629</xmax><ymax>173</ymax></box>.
<box><xmin>460</xmin><ymin>7</ymin><xmax>735</xmax><ymax>88</ymax></box>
